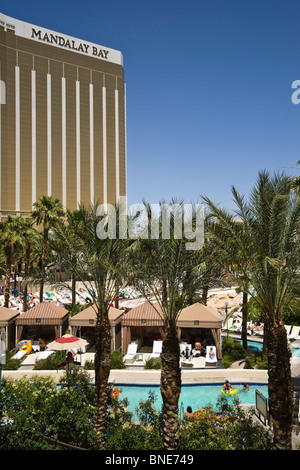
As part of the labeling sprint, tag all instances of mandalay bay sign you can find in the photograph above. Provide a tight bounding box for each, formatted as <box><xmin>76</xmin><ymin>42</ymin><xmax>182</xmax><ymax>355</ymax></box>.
<box><xmin>0</xmin><ymin>12</ymin><xmax>123</xmax><ymax>65</ymax></box>
<box><xmin>31</xmin><ymin>28</ymin><xmax>110</xmax><ymax>60</ymax></box>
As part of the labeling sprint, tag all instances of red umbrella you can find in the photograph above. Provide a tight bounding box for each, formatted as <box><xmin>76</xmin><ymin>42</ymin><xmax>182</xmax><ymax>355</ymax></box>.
<box><xmin>47</xmin><ymin>334</ymin><xmax>88</xmax><ymax>351</ymax></box>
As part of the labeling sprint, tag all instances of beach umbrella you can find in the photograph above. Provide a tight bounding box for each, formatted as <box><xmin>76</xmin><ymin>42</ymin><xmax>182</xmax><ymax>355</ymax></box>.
<box><xmin>47</xmin><ymin>334</ymin><xmax>88</xmax><ymax>351</ymax></box>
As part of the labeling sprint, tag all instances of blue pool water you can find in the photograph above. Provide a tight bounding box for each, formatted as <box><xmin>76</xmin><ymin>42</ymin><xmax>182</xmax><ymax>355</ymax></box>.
<box><xmin>114</xmin><ymin>383</ymin><xmax>269</xmax><ymax>415</ymax></box>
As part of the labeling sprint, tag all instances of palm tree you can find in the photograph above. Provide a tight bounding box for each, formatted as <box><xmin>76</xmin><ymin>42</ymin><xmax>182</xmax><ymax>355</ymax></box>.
<box><xmin>31</xmin><ymin>196</ymin><xmax>65</xmax><ymax>303</ymax></box>
<box><xmin>50</xmin><ymin>203</ymin><xmax>128</xmax><ymax>449</ymax></box>
<box><xmin>207</xmin><ymin>208</ymin><xmax>252</xmax><ymax>349</ymax></box>
<box><xmin>50</xmin><ymin>209</ymin><xmax>81</xmax><ymax>306</ymax></box>
<box><xmin>0</xmin><ymin>216</ymin><xmax>24</xmax><ymax>308</ymax></box>
<box><xmin>128</xmin><ymin>200</ymin><xmax>205</xmax><ymax>450</ymax></box>
<box><xmin>17</xmin><ymin>217</ymin><xmax>38</xmax><ymax>312</ymax></box>
<box><xmin>203</xmin><ymin>170</ymin><xmax>300</xmax><ymax>450</ymax></box>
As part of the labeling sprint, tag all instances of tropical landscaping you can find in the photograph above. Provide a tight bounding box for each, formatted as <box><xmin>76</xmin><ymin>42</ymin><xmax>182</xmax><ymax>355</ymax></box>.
<box><xmin>0</xmin><ymin>170</ymin><xmax>300</xmax><ymax>450</ymax></box>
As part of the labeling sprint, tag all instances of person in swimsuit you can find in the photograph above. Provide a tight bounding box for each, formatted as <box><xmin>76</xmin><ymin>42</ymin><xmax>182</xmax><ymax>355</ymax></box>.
<box><xmin>223</xmin><ymin>380</ymin><xmax>237</xmax><ymax>393</ymax></box>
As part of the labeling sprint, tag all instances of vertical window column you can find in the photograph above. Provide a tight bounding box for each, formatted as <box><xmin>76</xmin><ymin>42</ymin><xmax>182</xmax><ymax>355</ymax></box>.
<box><xmin>124</xmin><ymin>82</ymin><xmax>127</xmax><ymax>203</ymax></box>
<box><xmin>62</xmin><ymin>76</ymin><xmax>66</xmax><ymax>209</ymax></box>
<box><xmin>102</xmin><ymin>86</ymin><xmax>107</xmax><ymax>210</ymax></box>
<box><xmin>115</xmin><ymin>89</ymin><xmax>120</xmax><ymax>203</ymax></box>
<box><xmin>0</xmin><ymin>65</ymin><xmax>4</xmax><ymax>211</ymax></box>
<box><xmin>89</xmin><ymin>82</ymin><xmax>94</xmax><ymax>205</ymax></box>
<box><xmin>47</xmin><ymin>73</ymin><xmax>52</xmax><ymax>197</ymax></box>
<box><xmin>31</xmin><ymin>69</ymin><xmax>36</xmax><ymax>206</ymax></box>
<box><xmin>15</xmin><ymin>65</ymin><xmax>20</xmax><ymax>212</ymax></box>
<box><xmin>76</xmin><ymin>80</ymin><xmax>80</xmax><ymax>208</ymax></box>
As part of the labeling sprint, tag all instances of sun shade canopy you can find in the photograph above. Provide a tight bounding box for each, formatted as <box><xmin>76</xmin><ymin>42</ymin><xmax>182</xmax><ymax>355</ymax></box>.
<box><xmin>15</xmin><ymin>302</ymin><xmax>68</xmax><ymax>326</ymax></box>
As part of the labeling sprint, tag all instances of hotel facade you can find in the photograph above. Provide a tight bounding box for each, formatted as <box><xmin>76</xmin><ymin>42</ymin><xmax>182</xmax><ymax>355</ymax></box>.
<box><xmin>0</xmin><ymin>12</ymin><xmax>127</xmax><ymax>217</ymax></box>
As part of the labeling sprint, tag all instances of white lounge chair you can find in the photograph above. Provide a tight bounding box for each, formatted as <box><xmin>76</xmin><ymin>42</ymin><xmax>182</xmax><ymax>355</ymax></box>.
<box><xmin>11</xmin><ymin>350</ymin><xmax>26</xmax><ymax>360</ymax></box>
<box><xmin>222</xmin><ymin>318</ymin><xmax>233</xmax><ymax>331</ymax></box>
<box><xmin>252</xmin><ymin>323</ymin><xmax>264</xmax><ymax>336</ymax></box>
<box><xmin>288</xmin><ymin>326</ymin><xmax>300</xmax><ymax>341</ymax></box>
<box><xmin>180</xmin><ymin>344</ymin><xmax>194</xmax><ymax>367</ymax></box>
<box><xmin>35</xmin><ymin>350</ymin><xmax>54</xmax><ymax>361</ymax></box>
<box><xmin>181</xmin><ymin>358</ymin><xmax>194</xmax><ymax>368</ymax></box>
<box><xmin>123</xmin><ymin>343</ymin><xmax>138</xmax><ymax>363</ymax></box>
<box><xmin>205</xmin><ymin>346</ymin><xmax>218</xmax><ymax>366</ymax></box>
<box><xmin>149</xmin><ymin>340</ymin><xmax>162</xmax><ymax>359</ymax></box>
<box><xmin>232</xmin><ymin>319</ymin><xmax>242</xmax><ymax>332</ymax></box>
<box><xmin>285</xmin><ymin>325</ymin><xmax>292</xmax><ymax>336</ymax></box>
<box><xmin>31</xmin><ymin>341</ymin><xmax>40</xmax><ymax>352</ymax></box>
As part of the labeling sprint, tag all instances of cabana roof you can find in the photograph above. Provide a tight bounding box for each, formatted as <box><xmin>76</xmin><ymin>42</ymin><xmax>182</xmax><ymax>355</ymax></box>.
<box><xmin>177</xmin><ymin>302</ymin><xmax>223</xmax><ymax>328</ymax></box>
<box><xmin>0</xmin><ymin>306</ymin><xmax>20</xmax><ymax>327</ymax></box>
<box><xmin>121</xmin><ymin>301</ymin><xmax>222</xmax><ymax>328</ymax></box>
<box><xmin>15</xmin><ymin>302</ymin><xmax>68</xmax><ymax>326</ymax></box>
<box><xmin>121</xmin><ymin>302</ymin><xmax>163</xmax><ymax>327</ymax></box>
<box><xmin>69</xmin><ymin>305</ymin><xmax>124</xmax><ymax>327</ymax></box>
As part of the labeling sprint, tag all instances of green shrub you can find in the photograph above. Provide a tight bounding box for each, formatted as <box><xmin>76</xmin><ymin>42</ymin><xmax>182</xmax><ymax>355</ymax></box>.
<box><xmin>2</xmin><ymin>351</ymin><xmax>23</xmax><ymax>370</ymax></box>
<box><xmin>110</xmin><ymin>350</ymin><xmax>125</xmax><ymax>369</ymax></box>
<box><xmin>144</xmin><ymin>358</ymin><xmax>161</xmax><ymax>369</ymax></box>
<box><xmin>221</xmin><ymin>337</ymin><xmax>246</xmax><ymax>367</ymax></box>
<box><xmin>245</xmin><ymin>350</ymin><xmax>268</xmax><ymax>370</ymax></box>
<box><xmin>222</xmin><ymin>354</ymin><xmax>234</xmax><ymax>369</ymax></box>
<box><xmin>33</xmin><ymin>350</ymin><xmax>66</xmax><ymax>370</ymax></box>
<box><xmin>83</xmin><ymin>359</ymin><xmax>95</xmax><ymax>370</ymax></box>
<box><xmin>222</xmin><ymin>337</ymin><xmax>245</xmax><ymax>359</ymax></box>
<box><xmin>179</xmin><ymin>396</ymin><xmax>273</xmax><ymax>450</ymax></box>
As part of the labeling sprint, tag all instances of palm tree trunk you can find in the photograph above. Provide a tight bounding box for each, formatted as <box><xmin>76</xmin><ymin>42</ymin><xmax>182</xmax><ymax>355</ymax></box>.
<box><xmin>71</xmin><ymin>274</ymin><xmax>76</xmax><ymax>306</ymax></box>
<box><xmin>23</xmin><ymin>242</ymin><xmax>31</xmax><ymax>312</ymax></box>
<box><xmin>202</xmin><ymin>285</ymin><xmax>208</xmax><ymax>305</ymax></box>
<box><xmin>4</xmin><ymin>244</ymin><xmax>12</xmax><ymax>308</ymax></box>
<box><xmin>40</xmin><ymin>230</ymin><xmax>48</xmax><ymax>304</ymax></box>
<box><xmin>114</xmin><ymin>281</ymin><xmax>119</xmax><ymax>309</ymax></box>
<box><xmin>160</xmin><ymin>324</ymin><xmax>181</xmax><ymax>450</ymax></box>
<box><xmin>241</xmin><ymin>291</ymin><xmax>248</xmax><ymax>349</ymax></box>
<box><xmin>93</xmin><ymin>312</ymin><xmax>111</xmax><ymax>450</ymax></box>
<box><xmin>266</xmin><ymin>320</ymin><xmax>294</xmax><ymax>450</ymax></box>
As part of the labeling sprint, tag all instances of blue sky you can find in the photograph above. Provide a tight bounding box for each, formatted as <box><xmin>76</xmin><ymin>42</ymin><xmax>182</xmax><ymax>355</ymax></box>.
<box><xmin>2</xmin><ymin>0</ymin><xmax>300</xmax><ymax>212</ymax></box>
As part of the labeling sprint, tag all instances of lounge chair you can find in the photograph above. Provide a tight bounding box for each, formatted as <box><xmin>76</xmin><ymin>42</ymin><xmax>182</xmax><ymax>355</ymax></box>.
<box><xmin>285</xmin><ymin>325</ymin><xmax>292</xmax><ymax>336</ymax></box>
<box><xmin>288</xmin><ymin>326</ymin><xmax>300</xmax><ymax>341</ymax></box>
<box><xmin>180</xmin><ymin>344</ymin><xmax>194</xmax><ymax>367</ymax></box>
<box><xmin>205</xmin><ymin>346</ymin><xmax>218</xmax><ymax>367</ymax></box>
<box><xmin>35</xmin><ymin>350</ymin><xmax>54</xmax><ymax>361</ymax></box>
<box><xmin>252</xmin><ymin>323</ymin><xmax>264</xmax><ymax>336</ymax></box>
<box><xmin>181</xmin><ymin>358</ymin><xmax>194</xmax><ymax>368</ymax></box>
<box><xmin>149</xmin><ymin>340</ymin><xmax>162</xmax><ymax>359</ymax></box>
<box><xmin>232</xmin><ymin>319</ymin><xmax>242</xmax><ymax>332</ymax></box>
<box><xmin>31</xmin><ymin>341</ymin><xmax>40</xmax><ymax>352</ymax></box>
<box><xmin>222</xmin><ymin>318</ymin><xmax>233</xmax><ymax>331</ymax></box>
<box><xmin>123</xmin><ymin>343</ymin><xmax>138</xmax><ymax>363</ymax></box>
<box><xmin>11</xmin><ymin>350</ymin><xmax>27</xmax><ymax>360</ymax></box>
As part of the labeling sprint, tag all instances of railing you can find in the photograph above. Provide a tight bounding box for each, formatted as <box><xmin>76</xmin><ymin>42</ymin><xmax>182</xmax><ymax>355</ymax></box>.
<box><xmin>255</xmin><ymin>388</ymin><xmax>269</xmax><ymax>426</ymax></box>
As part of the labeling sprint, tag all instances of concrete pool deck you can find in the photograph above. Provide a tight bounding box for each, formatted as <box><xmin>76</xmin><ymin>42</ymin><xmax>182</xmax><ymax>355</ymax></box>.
<box><xmin>2</xmin><ymin>365</ymin><xmax>269</xmax><ymax>385</ymax></box>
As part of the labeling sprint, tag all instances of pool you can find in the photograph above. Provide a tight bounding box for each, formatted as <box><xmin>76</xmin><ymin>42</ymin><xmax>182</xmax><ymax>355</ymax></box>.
<box><xmin>114</xmin><ymin>383</ymin><xmax>269</xmax><ymax>415</ymax></box>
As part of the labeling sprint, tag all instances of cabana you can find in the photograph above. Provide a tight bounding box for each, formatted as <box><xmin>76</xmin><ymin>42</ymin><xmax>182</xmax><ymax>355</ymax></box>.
<box><xmin>0</xmin><ymin>306</ymin><xmax>20</xmax><ymax>350</ymax></box>
<box><xmin>15</xmin><ymin>302</ymin><xmax>69</xmax><ymax>346</ymax></box>
<box><xmin>121</xmin><ymin>302</ymin><xmax>164</xmax><ymax>355</ymax></box>
<box><xmin>121</xmin><ymin>301</ymin><xmax>223</xmax><ymax>359</ymax></box>
<box><xmin>69</xmin><ymin>305</ymin><xmax>124</xmax><ymax>352</ymax></box>
<box><xmin>177</xmin><ymin>303</ymin><xmax>223</xmax><ymax>359</ymax></box>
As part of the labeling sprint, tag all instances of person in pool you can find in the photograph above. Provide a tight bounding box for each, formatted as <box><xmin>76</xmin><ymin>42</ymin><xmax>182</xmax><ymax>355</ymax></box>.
<box><xmin>223</xmin><ymin>380</ymin><xmax>237</xmax><ymax>393</ymax></box>
<box><xmin>241</xmin><ymin>383</ymin><xmax>249</xmax><ymax>391</ymax></box>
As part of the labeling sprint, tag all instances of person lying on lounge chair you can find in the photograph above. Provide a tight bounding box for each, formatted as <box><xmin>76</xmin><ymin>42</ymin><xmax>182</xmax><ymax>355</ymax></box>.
<box><xmin>181</xmin><ymin>345</ymin><xmax>193</xmax><ymax>360</ymax></box>
<box><xmin>208</xmin><ymin>347</ymin><xmax>216</xmax><ymax>360</ymax></box>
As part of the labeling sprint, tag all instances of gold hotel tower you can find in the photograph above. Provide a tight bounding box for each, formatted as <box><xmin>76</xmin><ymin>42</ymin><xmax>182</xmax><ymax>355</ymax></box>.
<box><xmin>0</xmin><ymin>13</ymin><xmax>127</xmax><ymax>217</ymax></box>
